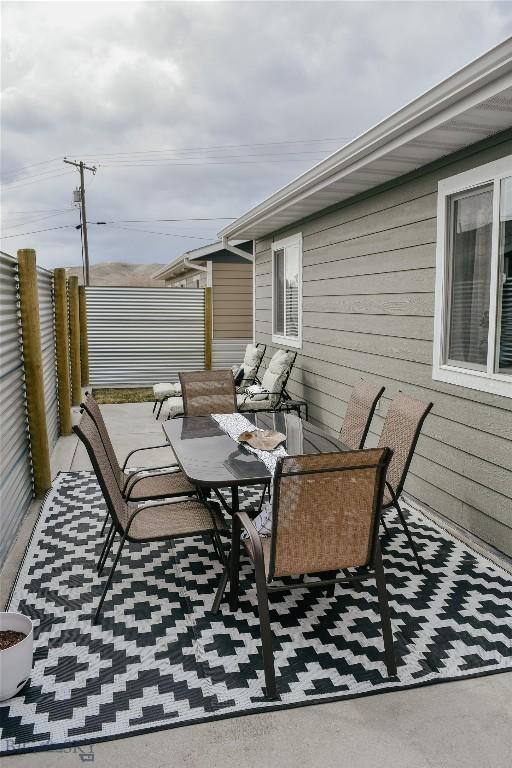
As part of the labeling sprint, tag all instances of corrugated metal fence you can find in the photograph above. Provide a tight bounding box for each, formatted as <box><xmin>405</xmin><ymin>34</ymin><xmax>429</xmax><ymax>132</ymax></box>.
<box><xmin>86</xmin><ymin>287</ymin><xmax>205</xmax><ymax>387</ymax></box>
<box><xmin>0</xmin><ymin>253</ymin><xmax>33</xmax><ymax>566</ymax></box>
<box><xmin>37</xmin><ymin>266</ymin><xmax>60</xmax><ymax>451</ymax></box>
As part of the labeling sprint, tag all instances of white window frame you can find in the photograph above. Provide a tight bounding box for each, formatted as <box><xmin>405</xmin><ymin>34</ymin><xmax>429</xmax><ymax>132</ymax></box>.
<box><xmin>271</xmin><ymin>232</ymin><xmax>302</xmax><ymax>349</ymax></box>
<box><xmin>433</xmin><ymin>155</ymin><xmax>512</xmax><ymax>398</ymax></box>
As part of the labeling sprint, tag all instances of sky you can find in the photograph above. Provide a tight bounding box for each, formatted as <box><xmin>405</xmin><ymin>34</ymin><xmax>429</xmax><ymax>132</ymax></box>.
<box><xmin>2</xmin><ymin>0</ymin><xmax>512</xmax><ymax>270</ymax></box>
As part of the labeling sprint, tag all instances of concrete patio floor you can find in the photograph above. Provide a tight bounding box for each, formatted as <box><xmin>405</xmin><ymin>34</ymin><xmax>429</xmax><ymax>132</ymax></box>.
<box><xmin>1</xmin><ymin>402</ymin><xmax>511</xmax><ymax>768</ymax></box>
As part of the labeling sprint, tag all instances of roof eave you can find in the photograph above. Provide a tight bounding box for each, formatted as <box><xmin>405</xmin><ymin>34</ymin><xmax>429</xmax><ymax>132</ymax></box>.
<box><xmin>219</xmin><ymin>37</ymin><xmax>512</xmax><ymax>241</ymax></box>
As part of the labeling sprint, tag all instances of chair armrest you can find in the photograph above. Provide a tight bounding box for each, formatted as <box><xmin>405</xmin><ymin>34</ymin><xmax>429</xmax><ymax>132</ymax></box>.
<box><xmin>235</xmin><ymin>510</ymin><xmax>264</xmax><ymax>565</ymax></box>
<box><xmin>121</xmin><ymin>443</ymin><xmax>174</xmax><ymax>471</ymax></box>
<box><xmin>244</xmin><ymin>389</ymin><xmax>274</xmax><ymax>401</ymax></box>
<box><xmin>125</xmin><ymin>496</ymin><xmax>202</xmax><ymax>531</ymax></box>
<box><xmin>123</xmin><ymin>466</ymin><xmax>182</xmax><ymax>498</ymax></box>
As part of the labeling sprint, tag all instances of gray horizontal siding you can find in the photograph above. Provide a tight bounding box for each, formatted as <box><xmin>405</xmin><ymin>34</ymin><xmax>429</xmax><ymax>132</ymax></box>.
<box><xmin>254</xmin><ymin>139</ymin><xmax>512</xmax><ymax>556</ymax></box>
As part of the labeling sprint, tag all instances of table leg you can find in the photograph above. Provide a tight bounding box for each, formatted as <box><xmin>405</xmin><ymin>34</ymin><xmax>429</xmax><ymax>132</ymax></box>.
<box><xmin>212</xmin><ymin>485</ymin><xmax>239</xmax><ymax>614</ymax></box>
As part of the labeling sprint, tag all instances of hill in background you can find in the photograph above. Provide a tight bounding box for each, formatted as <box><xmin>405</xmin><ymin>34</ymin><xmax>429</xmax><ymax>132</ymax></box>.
<box><xmin>65</xmin><ymin>262</ymin><xmax>166</xmax><ymax>286</ymax></box>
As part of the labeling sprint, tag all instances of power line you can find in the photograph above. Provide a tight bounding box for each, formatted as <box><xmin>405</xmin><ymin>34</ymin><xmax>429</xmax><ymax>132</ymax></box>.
<box><xmin>2</xmin><ymin>207</ymin><xmax>74</xmax><ymax>215</ymax></box>
<box><xmin>0</xmin><ymin>225</ymin><xmax>77</xmax><ymax>239</ymax></box>
<box><xmin>77</xmin><ymin>136</ymin><xmax>354</xmax><ymax>159</ymax></box>
<box><xmin>2</xmin><ymin>170</ymin><xmax>75</xmax><ymax>190</ymax></box>
<box><xmin>94</xmin><ymin>150</ymin><xmax>341</xmax><ymax>163</ymax></box>
<box><xmin>99</xmin><ymin>157</ymin><xmax>329</xmax><ymax>169</ymax></box>
<box><xmin>0</xmin><ymin>222</ymin><xmax>215</xmax><ymax>241</ymax></box>
<box><xmin>94</xmin><ymin>224</ymin><xmax>211</xmax><ymax>240</ymax></box>
<box><xmin>1</xmin><ymin>158</ymin><xmax>62</xmax><ymax>182</ymax></box>
<box><xmin>1</xmin><ymin>209</ymin><xmax>75</xmax><ymax>231</ymax></box>
<box><xmin>90</xmin><ymin>217</ymin><xmax>235</xmax><ymax>223</ymax></box>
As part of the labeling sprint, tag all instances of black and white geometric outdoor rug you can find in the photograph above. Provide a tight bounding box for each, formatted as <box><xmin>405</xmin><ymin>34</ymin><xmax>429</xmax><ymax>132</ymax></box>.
<box><xmin>1</xmin><ymin>471</ymin><xmax>511</xmax><ymax>755</ymax></box>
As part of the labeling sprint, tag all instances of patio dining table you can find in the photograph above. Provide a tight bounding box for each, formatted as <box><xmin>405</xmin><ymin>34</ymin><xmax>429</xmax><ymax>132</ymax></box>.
<box><xmin>162</xmin><ymin>411</ymin><xmax>351</xmax><ymax>517</ymax></box>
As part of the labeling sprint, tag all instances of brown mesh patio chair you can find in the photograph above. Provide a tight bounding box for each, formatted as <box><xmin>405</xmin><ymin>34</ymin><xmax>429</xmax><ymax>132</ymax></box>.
<box><xmin>340</xmin><ymin>380</ymin><xmax>385</xmax><ymax>449</ymax></box>
<box><xmin>213</xmin><ymin>448</ymin><xmax>395</xmax><ymax>699</ymax></box>
<box><xmin>74</xmin><ymin>410</ymin><xmax>227</xmax><ymax>624</ymax></box>
<box><xmin>378</xmin><ymin>392</ymin><xmax>433</xmax><ymax>572</ymax></box>
<box><xmin>80</xmin><ymin>395</ymin><xmax>197</xmax><ymax>570</ymax></box>
<box><xmin>81</xmin><ymin>394</ymin><xmax>196</xmax><ymax>505</ymax></box>
<box><xmin>180</xmin><ymin>369</ymin><xmax>237</xmax><ymax>416</ymax></box>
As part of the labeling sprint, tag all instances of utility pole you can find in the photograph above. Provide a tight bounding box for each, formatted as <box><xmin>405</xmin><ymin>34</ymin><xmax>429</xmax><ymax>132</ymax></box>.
<box><xmin>64</xmin><ymin>159</ymin><xmax>96</xmax><ymax>286</ymax></box>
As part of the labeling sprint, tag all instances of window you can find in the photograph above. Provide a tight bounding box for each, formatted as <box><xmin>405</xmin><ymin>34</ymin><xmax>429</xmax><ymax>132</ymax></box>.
<box><xmin>272</xmin><ymin>233</ymin><xmax>302</xmax><ymax>348</ymax></box>
<box><xmin>433</xmin><ymin>156</ymin><xmax>512</xmax><ymax>397</ymax></box>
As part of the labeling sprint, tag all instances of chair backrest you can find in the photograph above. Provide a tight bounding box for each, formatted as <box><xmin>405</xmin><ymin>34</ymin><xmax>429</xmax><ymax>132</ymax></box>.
<box><xmin>268</xmin><ymin>448</ymin><xmax>391</xmax><ymax>579</ymax></box>
<box><xmin>179</xmin><ymin>369</ymin><xmax>237</xmax><ymax>416</ymax></box>
<box><xmin>81</xmin><ymin>394</ymin><xmax>122</xmax><ymax>483</ymax></box>
<box><xmin>239</xmin><ymin>343</ymin><xmax>266</xmax><ymax>387</ymax></box>
<box><xmin>340</xmin><ymin>381</ymin><xmax>385</xmax><ymax>450</ymax></box>
<box><xmin>377</xmin><ymin>392</ymin><xmax>433</xmax><ymax>498</ymax></box>
<box><xmin>74</xmin><ymin>410</ymin><xmax>127</xmax><ymax>531</ymax></box>
<box><xmin>260</xmin><ymin>349</ymin><xmax>297</xmax><ymax>405</ymax></box>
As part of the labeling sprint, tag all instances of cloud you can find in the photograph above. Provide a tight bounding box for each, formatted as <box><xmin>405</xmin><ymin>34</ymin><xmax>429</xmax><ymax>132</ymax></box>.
<box><xmin>2</xmin><ymin>1</ymin><xmax>511</xmax><ymax>269</ymax></box>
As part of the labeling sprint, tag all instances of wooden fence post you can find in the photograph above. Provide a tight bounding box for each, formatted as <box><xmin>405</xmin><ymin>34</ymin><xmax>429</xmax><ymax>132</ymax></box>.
<box><xmin>78</xmin><ymin>286</ymin><xmax>89</xmax><ymax>386</ymax></box>
<box><xmin>68</xmin><ymin>276</ymin><xmax>81</xmax><ymax>406</ymax></box>
<box><xmin>54</xmin><ymin>269</ymin><xmax>72</xmax><ymax>435</ymax></box>
<box><xmin>17</xmin><ymin>249</ymin><xmax>52</xmax><ymax>497</ymax></box>
<box><xmin>204</xmin><ymin>286</ymin><xmax>212</xmax><ymax>370</ymax></box>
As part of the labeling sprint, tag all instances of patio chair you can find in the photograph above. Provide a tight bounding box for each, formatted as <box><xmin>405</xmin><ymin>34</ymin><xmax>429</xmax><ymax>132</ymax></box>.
<box><xmin>180</xmin><ymin>369</ymin><xmax>238</xmax><ymax>416</ymax></box>
<box><xmin>237</xmin><ymin>349</ymin><xmax>297</xmax><ymax>414</ymax></box>
<box><xmin>213</xmin><ymin>447</ymin><xmax>395</xmax><ymax>698</ymax></box>
<box><xmin>152</xmin><ymin>343</ymin><xmax>266</xmax><ymax>419</ymax></box>
<box><xmin>340</xmin><ymin>380</ymin><xmax>385</xmax><ymax>449</ymax></box>
<box><xmin>74</xmin><ymin>410</ymin><xmax>227</xmax><ymax>624</ymax></box>
<box><xmin>378</xmin><ymin>392</ymin><xmax>433</xmax><ymax>572</ymax></box>
<box><xmin>163</xmin><ymin>369</ymin><xmax>238</xmax><ymax>419</ymax></box>
<box><xmin>81</xmin><ymin>393</ymin><xmax>195</xmax><ymax>504</ymax></box>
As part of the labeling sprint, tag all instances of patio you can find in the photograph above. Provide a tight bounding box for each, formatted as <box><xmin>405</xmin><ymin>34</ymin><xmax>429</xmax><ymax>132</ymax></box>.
<box><xmin>1</xmin><ymin>402</ymin><xmax>511</xmax><ymax>768</ymax></box>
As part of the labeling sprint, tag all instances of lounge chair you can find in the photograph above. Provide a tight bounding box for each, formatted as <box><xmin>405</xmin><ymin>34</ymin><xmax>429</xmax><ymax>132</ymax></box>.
<box><xmin>236</xmin><ymin>349</ymin><xmax>297</xmax><ymax>413</ymax></box>
<box><xmin>152</xmin><ymin>343</ymin><xmax>266</xmax><ymax>419</ymax></box>
<box><xmin>213</xmin><ymin>447</ymin><xmax>395</xmax><ymax>698</ymax></box>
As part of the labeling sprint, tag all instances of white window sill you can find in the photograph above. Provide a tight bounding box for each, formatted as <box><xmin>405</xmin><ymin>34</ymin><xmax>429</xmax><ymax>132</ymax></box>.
<box><xmin>272</xmin><ymin>334</ymin><xmax>302</xmax><ymax>350</ymax></box>
<box><xmin>433</xmin><ymin>364</ymin><xmax>512</xmax><ymax>398</ymax></box>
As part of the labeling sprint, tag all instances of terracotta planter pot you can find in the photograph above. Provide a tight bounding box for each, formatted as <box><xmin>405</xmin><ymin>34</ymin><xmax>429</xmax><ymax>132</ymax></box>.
<box><xmin>0</xmin><ymin>612</ymin><xmax>34</xmax><ymax>700</ymax></box>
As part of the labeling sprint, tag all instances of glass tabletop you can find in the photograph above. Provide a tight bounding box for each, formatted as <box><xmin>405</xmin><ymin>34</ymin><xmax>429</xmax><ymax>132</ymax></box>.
<box><xmin>162</xmin><ymin>411</ymin><xmax>349</xmax><ymax>488</ymax></box>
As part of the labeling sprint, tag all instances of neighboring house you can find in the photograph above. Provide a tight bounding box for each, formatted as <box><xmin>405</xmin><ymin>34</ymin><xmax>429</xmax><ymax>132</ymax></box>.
<box><xmin>153</xmin><ymin>241</ymin><xmax>253</xmax><ymax>368</ymax></box>
<box><xmin>219</xmin><ymin>40</ymin><xmax>512</xmax><ymax>557</ymax></box>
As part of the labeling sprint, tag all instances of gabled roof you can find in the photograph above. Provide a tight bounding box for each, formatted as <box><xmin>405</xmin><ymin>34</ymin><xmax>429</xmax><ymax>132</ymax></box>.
<box><xmin>219</xmin><ymin>38</ymin><xmax>512</xmax><ymax>241</ymax></box>
<box><xmin>153</xmin><ymin>240</ymin><xmax>252</xmax><ymax>281</ymax></box>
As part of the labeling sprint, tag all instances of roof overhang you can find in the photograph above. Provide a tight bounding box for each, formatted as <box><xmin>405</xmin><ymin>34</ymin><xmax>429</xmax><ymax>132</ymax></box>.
<box><xmin>219</xmin><ymin>38</ymin><xmax>512</xmax><ymax>241</ymax></box>
<box><xmin>153</xmin><ymin>240</ymin><xmax>252</xmax><ymax>281</ymax></box>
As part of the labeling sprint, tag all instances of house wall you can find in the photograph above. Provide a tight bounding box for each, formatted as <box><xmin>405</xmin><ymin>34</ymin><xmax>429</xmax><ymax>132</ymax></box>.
<box><xmin>212</xmin><ymin>261</ymin><xmax>253</xmax><ymax>339</ymax></box>
<box><xmin>166</xmin><ymin>268</ymin><xmax>207</xmax><ymax>288</ymax></box>
<box><xmin>254</xmin><ymin>138</ymin><xmax>512</xmax><ymax>556</ymax></box>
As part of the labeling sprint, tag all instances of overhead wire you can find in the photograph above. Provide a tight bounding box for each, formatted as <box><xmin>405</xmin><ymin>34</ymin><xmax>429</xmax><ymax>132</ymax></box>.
<box><xmin>2</xmin><ymin>136</ymin><xmax>353</xmax><ymax>184</ymax></box>
<box><xmin>1</xmin><ymin>209</ymin><xmax>76</xmax><ymax>231</ymax></box>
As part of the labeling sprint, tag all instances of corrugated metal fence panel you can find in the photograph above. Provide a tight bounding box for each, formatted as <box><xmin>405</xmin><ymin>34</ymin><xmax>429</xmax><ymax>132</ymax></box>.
<box><xmin>0</xmin><ymin>252</ymin><xmax>33</xmax><ymax>566</ymax></box>
<box><xmin>36</xmin><ymin>266</ymin><xmax>59</xmax><ymax>451</ymax></box>
<box><xmin>86</xmin><ymin>287</ymin><xmax>205</xmax><ymax>387</ymax></box>
<box><xmin>212</xmin><ymin>338</ymin><xmax>251</xmax><ymax>369</ymax></box>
